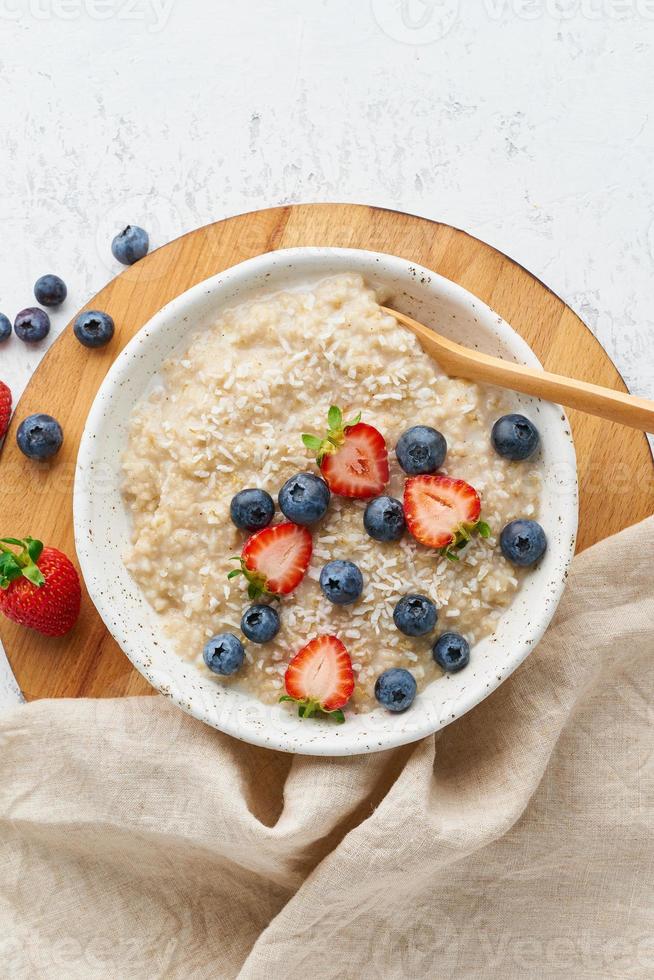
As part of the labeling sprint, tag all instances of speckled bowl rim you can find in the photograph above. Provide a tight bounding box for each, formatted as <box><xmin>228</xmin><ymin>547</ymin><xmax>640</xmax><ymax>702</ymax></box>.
<box><xmin>74</xmin><ymin>247</ymin><xmax>578</xmax><ymax>756</ymax></box>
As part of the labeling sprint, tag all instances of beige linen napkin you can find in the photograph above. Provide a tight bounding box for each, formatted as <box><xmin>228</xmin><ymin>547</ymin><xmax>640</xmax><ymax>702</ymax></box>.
<box><xmin>0</xmin><ymin>517</ymin><xmax>652</xmax><ymax>979</ymax></box>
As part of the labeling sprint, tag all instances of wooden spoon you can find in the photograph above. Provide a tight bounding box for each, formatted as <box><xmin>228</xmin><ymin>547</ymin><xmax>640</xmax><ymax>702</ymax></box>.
<box><xmin>382</xmin><ymin>307</ymin><xmax>654</xmax><ymax>432</ymax></box>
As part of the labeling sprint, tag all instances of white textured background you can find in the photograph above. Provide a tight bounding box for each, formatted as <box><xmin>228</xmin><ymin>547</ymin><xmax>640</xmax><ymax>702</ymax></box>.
<box><xmin>1</xmin><ymin>0</ymin><xmax>653</xmax><ymax>705</ymax></box>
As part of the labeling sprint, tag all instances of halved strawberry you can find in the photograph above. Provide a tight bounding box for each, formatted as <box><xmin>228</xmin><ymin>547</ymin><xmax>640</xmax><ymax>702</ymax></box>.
<box><xmin>228</xmin><ymin>522</ymin><xmax>312</xmax><ymax>599</ymax></box>
<box><xmin>404</xmin><ymin>474</ymin><xmax>490</xmax><ymax>560</ymax></box>
<box><xmin>302</xmin><ymin>406</ymin><xmax>389</xmax><ymax>499</ymax></box>
<box><xmin>281</xmin><ymin>634</ymin><xmax>355</xmax><ymax>722</ymax></box>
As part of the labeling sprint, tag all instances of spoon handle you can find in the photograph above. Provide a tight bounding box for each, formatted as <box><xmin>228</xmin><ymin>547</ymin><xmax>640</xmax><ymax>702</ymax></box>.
<box><xmin>385</xmin><ymin>307</ymin><xmax>654</xmax><ymax>433</ymax></box>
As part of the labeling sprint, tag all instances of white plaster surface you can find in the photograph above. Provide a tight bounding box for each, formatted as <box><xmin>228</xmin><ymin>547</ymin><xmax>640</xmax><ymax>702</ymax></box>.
<box><xmin>1</xmin><ymin>0</ymin><xmax>653</xmax><ymax>707</ymax></box>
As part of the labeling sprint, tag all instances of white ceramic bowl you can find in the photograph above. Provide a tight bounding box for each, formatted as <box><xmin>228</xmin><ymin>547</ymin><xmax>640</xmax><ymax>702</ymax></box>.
<box><xmin>74</xmin><ymin>248</ymin><xmax>578</xmax><ymax>756</ymax></box>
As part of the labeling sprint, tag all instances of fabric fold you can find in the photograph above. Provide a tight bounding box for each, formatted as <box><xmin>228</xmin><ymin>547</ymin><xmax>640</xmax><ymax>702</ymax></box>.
<box><xmin>0</xmin><ymin>517</ymin><xmax>652</xmax><ymax>979</ymax></box>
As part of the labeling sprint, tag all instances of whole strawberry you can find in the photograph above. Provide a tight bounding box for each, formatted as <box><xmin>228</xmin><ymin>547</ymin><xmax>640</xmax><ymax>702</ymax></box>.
<box><xmin>0</xmin><ymin>381</ymin><xmax>12</xmax><ymax>440</ymax></box>
<box><xmin>0</xmin><ymin>537</ymin><xmax>81</xmax><ymax>636</ymax></box>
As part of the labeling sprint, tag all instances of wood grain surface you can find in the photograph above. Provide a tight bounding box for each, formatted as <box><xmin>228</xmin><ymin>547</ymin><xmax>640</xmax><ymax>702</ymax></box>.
<box><xmin>1</xmin><ymin>204</ymin><xmax>652</xmax><ymax>700</ymax></box>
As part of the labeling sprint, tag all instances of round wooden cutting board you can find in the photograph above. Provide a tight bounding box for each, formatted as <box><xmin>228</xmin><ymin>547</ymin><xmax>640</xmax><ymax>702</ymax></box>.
<box><xmin>1</xmin><ymin>204</ymin><xmax>653</xmax><ymax>701</ymax></box>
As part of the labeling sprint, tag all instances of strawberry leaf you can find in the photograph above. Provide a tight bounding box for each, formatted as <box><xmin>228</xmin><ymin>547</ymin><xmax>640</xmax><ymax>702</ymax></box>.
<box><xmin>344</xmin><ymin>411</ymin><xmax>361</xmax><ymax>430</ymax></box>
<box><xmin>438</xmin><ymin>518</ymin><xmax>491</xmax><ymax>564</ymax></box>
<box><xmin>440</xmin><ymin>547</ymin><xmax>460</xmax><ymax>562</ymax></box>
<box><xmin>279</xmin><ymin>695</ymin><xmax>347</xmax><ymax>723</ymax></box>
<box><xmin>0</xmin><ymin>553</ymin><xmax>23</xmax><ymax>590</ymax></box>
<box><xmin>301</xmin><ymin>434</ymin><xmax>322</xmax><ymax>452</ymax></box>
<box><xmin>227</xmin><ymin>558</ymin><xmax>268</xmax><ymax>600</ymax></box>
<box><xmin>302</xmin><ymin>406</ymin><xmax>363</xmax><ymax>465</ymax></box>
<box><xmin>25</xmin><ymin>537</ymin><xmax>44</xmax><ymax>563</ymax></box>
<box><xmin>23</xmin><ymin>563</ymin><xmax>46</xmax><ymax>587</ymax></box>
<box><xmin>0</xmin><ymin>538</ymin><xmax>45</xmax><ymax>588</ymax></box>
<box><xmin>327</xmin><ymin>405</ymin><xmax>342</xmax><ymax>431</ymax></box>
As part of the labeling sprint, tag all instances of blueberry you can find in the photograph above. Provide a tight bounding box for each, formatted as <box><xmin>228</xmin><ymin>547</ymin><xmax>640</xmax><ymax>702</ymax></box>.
<box><xmin>432</xmin><ymin>632</ymin><xmax>470</xmax><ymax>673</ymax></box>
<box><xmin>279</xmin><ymin>471</ymin><xmax>330</xmax><ymax>525</ymax></box>
<box><xmin>241</xmin><ymin>604</ymin><xmax>280</xmax><ymax>644</ymax></box>
<box><xmin>111</xmin><ymin>225</ymin><xmax>149</xmax><ymax>265</ymax></box>
<box><xmin>500</xmin><ymin>519</ymin><xmax>547</xmax><ymax>567</ymax></box>
<box><xmin>230</xmin><ymin>488</ymin><xmax>275</xmax><ymax>531</ymax></box>
<box><xmin>203</xmin><ymin>633</ymin><xmax>245</xmax><ymax>675</ymax></box>
<box><xmin>374</xmin><ymin>668</ymin><xmax>417</xmax><ymax>712</ymax></box>
<box><xmin>16</xmin><ymin>413</ymin><xmax>63</xmax><ymax>460</ymax></box>
<box><xmin>395</xmin><ymin>425</ymin><xmax>447</xmax><ymax>475</ymax></box>
<box><xmin>320</xmin><ymin>560</ymin><xmax>364</xmax><ymax>605</ymax></box>
<box><xmin>0</xmin><ymin>314</ymin><xmax>10</xmax><ymax>343</ymax></box>
<box><xmin>393</xmin><ymin>593</ymin><xmax>438</xmax><ymax>637</ymax></box>
<box><xmin>491</xmin><ymin>414</ymin><xmax>540</xmax><ymax>461</ymax></box>
<box><xmin>363</xmin><ymin>495</ymin><xmax>405</xmax><ymax>542</ymax></box>
<box><xmin>34</xmin><ymin>274</ymin><xmax>67</xmax><ymax>307</ymax></box>
<box><xmin>73</xmin><ymin>310</ymin><xmax>115</xmax><ymax>348</ymax></box>
<box><xmin>14</xmin><ymin>308</ymin><xmax>50</xmax><ymax>344</ymax></box>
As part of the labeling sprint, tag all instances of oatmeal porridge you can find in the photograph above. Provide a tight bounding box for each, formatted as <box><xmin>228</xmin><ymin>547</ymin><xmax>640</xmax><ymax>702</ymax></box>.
<box><xmin>121</xmin><ymin>274</ymin><xmax>542</xmax><ymax>713</ymax></box>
